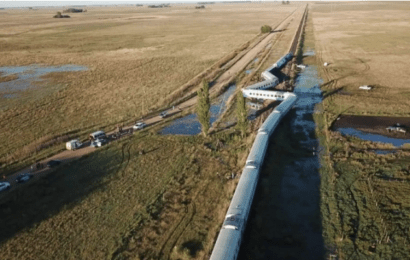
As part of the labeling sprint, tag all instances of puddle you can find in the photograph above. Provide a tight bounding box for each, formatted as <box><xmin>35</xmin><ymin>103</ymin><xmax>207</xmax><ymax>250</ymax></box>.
<box><xmin>373</xmin><ymin>150</ymin><xmax>396</xmax><ymax>155</ymax></box>
<box><xmin>335</xmin><ymin>127</ymin><xmax>409</xmax><ymax>147</ymax></box>
<box><xmin>160</xmin><ymin>85</ymin><xmax>236</xmax><ymax>135</ymax></box>
<box><xmin>0</xmin><ymin>65</ymin><xmax>88</xmax><ymax>97</ymax></box>
<box><xmin>303</xmin><ymin>49</ymin><xmax>315</xmax><ymax>57</ymax></box>
<box><xmin>245</xmin><ymin>69</ymin><xmax>253</xmax><ymax>74</ymax></box>
<box><xmin>239</xmin><ymin>63</ymin><xmax>324</xmax><ymax>259</ymax></box>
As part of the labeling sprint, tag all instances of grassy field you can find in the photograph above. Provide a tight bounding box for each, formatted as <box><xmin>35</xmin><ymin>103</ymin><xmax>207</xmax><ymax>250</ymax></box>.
<box><xmin>306</xmin><ymin>2</ymin><xmax>410</xmax><ymax>259</ymax></box>
<box><xmin>311</xmin><ymin>2</ymin><xmax>410</xmax><ymax>120</ymax></box>
<box><xmin>0</xmin><ymin>129</ymin><xmax>254</xmax><ymax>260</ymax></box>
<box><xmin>0</xmin><ymin>3</ymin><xmax>299</xmax><ymax>174</ymax></box>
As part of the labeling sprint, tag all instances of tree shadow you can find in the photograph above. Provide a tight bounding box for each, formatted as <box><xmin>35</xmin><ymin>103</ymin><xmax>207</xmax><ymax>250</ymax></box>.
<box><xmin>180</xmin><ymin>239</ymin><xmax>204</xmax><ymax>257</ymax></box>
<box><xmin>322</xmin><ymin>86</ymin><xmax>344</xmax><ymax>100</ymax></box>
<box><xmin>0</xmin><ymin>142</ymin><xmax>126</xmax><ymax>244</ymax></box>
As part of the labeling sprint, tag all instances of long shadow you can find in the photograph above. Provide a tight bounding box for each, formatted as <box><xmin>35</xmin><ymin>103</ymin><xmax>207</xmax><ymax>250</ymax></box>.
<box><xmin>272</xmin><ymin>28</ymin><xmax>287</xmax><ymax>33</ymax></box>
<box><xmin>322</xmin><ymin>86</ymin><xmax>344</xmax><ymax>100</ymax></box>
<box><xmin>0</xmin><ymin>140</ymin><xmax>129</xmax><ymax>244</ymax></box>
<box><xmin>269</xmin><ymin>68</ymin><xmax>289</xmax><ymax>83</ymax></box>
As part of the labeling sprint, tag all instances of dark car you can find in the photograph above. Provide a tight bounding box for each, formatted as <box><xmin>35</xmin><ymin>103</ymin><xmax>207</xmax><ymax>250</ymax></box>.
<box><xmin>16</xmin><ymin>173</ymin><xmax>33</xmax><ymax>183</ymax></box>
<box><xmin>46</xmin><ymin>160</ymin><xmax>61</xmax><ymax>168</ymax></box>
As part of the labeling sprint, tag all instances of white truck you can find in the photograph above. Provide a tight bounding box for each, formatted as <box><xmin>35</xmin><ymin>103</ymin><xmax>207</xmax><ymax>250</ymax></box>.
<box><xmin>66</xmin><ymin>139</ymin><xmax>82</xmax><ymax>150</ymax></box>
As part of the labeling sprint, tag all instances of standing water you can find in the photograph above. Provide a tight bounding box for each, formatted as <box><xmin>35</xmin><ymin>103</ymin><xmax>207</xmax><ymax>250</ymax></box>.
<box><xmin>160</xmin><ymin>85</ymin><xmax>236</xmax><ymax>135</ymax></box>
<box><xmin>239</xmin><ymin>65</ymin><xmax>325</xmax><ymax>259</ymax></box>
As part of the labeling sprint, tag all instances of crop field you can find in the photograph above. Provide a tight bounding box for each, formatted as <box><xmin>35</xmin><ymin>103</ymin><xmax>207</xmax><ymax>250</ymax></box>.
<box><xmin>307</xmin><ymin>2</ymin><xmax>410</xmax><ymax>259</ymax></box>
<box><xmin>0</xmin><ymin>130</ymin><xmax>253</xmax><ymax>260</ymax></box>
<box><xmin>0</xmin><ymin>3</ymin><xmax>298</xmax><ymax>173</ymax></box>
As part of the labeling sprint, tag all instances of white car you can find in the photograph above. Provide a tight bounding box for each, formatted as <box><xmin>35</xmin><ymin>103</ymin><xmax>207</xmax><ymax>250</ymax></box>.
<box><xmin>159</xmin><ymin>111</ymin><xmax>168</xmax><ymax>118</ymax></box>
<box><xmin>90</xmin><ymin>138</ymin><xmax>107</xmax><ymax>148</ymax></box>
<box><xmin>133</xmin><ymin>122</ymin><xmax>147</xmax><ymax>130</ymax></box>
<box><xmin>0</xmin><ymin>182</ymin><xmax>11</xmax><ymax>192</ymax></box>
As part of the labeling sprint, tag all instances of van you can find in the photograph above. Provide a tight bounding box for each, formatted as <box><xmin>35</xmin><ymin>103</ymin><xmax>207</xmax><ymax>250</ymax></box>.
<box><xmin>66</xmin><ymin>139</ymin><xmax>82</xmax><ymax>150</ymax></box>
<box><xmin>89</xmin><ymin>130</ymin><xmax>106</xmax><ymax>141</ymax></box>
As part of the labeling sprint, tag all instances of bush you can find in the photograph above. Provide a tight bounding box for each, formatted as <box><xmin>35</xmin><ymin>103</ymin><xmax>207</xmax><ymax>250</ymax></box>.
<box><xmin>261</xmin><ymin>25</ymin><xmax>272</xmax><ymax>33</ymax></box>
<box><xmin>53</xmin><ymin>12</ymin><xmax>70</xmax><ymax>18</ymax></box>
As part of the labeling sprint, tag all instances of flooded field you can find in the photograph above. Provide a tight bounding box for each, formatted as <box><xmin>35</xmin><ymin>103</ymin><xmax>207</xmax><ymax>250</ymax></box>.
<box><xmin>336</xmin><ymin>127</ymin><xmax>409</xmax><ymax>147</ymax></box>
<box><xmin>239</xmin><ymin>65</ymin><xmax>324</xmax><ymax>259</ymax></box>
<box><xmin>160</xmin><ymin>85</ymin><xmax>236</xmax><ymax>135</ymax></box>
<box><xmin>0</xmin><ymin>65</ymin><xmax>88</xmax><ymax>98</ymax></box>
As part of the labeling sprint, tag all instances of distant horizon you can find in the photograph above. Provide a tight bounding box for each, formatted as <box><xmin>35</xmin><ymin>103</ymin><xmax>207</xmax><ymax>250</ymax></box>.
<box><xmin>0</xmin><ymin>0</ymin><xmax>396</xmax><ymax>9</ymax></box>
<box><xmin>2</xmin><ymin>1</ymin><xmax>252</xmax><ymax>9</ymax></box>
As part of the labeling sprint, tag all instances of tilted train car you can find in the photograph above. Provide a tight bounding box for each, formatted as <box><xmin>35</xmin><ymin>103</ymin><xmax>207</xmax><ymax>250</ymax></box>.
<box><xmin>246</xmin><ymin>77</ymin><xmax>279</xmax><ymax>91</ymax></box>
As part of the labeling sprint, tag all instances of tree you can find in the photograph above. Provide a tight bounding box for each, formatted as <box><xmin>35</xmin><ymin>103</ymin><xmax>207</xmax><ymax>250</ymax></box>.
<box><xmin>196</xmin><ymin>80</ymin><xmax>211</xmax><ymax>136</ymax></box>
<box><xmin>261</xmin><ymin>25</ymin><xmax>272</xmax><ymax>34</ymax></box>
<box><xmin>236</xmin><ymin>90</ymin><xmax>248</xmax><ymax>137</ymax></box>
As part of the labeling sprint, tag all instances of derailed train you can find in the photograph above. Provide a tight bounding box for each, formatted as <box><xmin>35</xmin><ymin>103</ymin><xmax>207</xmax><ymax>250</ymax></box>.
<box><xmin>209</xmin><ymin>53</ymin><xmax>296</xmax><ymax>260</ymax></box>
<box><xmin>246</xmin><ymin>52</ymin><xmax>293</xmax><ymax>91</ymax></box>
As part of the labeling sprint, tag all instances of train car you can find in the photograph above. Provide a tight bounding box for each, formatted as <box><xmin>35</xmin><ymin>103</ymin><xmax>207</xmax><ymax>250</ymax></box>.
<box><xmin>273</xmin><ymin>52</ymin><xmax>293</xmax><ymax>70</ymax></box>
<box><xmin>242</xmin><ymin>89</ymin><xmax>286</xmax><ymax>101</ymax></box>
<box><xmin>210</xmin><ymin>166</ymin><xmax>261</xmax><ymax>260</ymax></box>
<box><xmin>258</xmin><ymin>111</ymin><xmax>281</xmax><ymax>136</ymax></box>
<box><xmin>209</xmin><ymin>228</ymin><xmax>242</xmax><ymax>260</ymax></box>
<box><xmin>246</xmin><ymin>77</ymin><xmax>279</xmax><ymax>91</ymax></box>
<box><xmin>261</xmin><ymin>71</ymin><xmax>277</xmax><ymax>82</ymax></box>
<box><xmin>274</xmin><ymin>94</ymin><xmax>297</xmax><ymax>115</ymax></box>
<box><xmin>245</xmin><ymin>133</ymin><xmax>269</xmax><ymax>166</ymax></box>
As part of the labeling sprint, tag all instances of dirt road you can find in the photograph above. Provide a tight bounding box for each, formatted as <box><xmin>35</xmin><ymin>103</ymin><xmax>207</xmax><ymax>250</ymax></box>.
<box><xmin>0</xmin><ymin>5</ymin><xmax>305</xmax><ymax>195</ymax></box>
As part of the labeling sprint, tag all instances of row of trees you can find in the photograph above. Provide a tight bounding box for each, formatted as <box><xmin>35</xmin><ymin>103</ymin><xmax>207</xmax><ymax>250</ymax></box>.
<box><xmin>196</xmin><ymin>80</ymin><xmax>247</xmax><ymax>137</ymax></box>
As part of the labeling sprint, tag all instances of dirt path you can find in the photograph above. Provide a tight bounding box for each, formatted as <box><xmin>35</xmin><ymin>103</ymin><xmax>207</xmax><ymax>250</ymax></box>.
<box><xmin>0</xmin><ymin>6</ymin><xmax>304</xmax><ymax>195</ymax></box>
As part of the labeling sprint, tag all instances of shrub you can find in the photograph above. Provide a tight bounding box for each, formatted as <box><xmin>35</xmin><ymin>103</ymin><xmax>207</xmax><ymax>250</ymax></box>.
<box><xmin>261</xmin><ymin>25</ymin><xmax>272</xmax><ymax>33</ymax></box>
<box><xmin>53</xmin><ymin>12</ymin><xmax>70</xmax><ymax>18</ymax></box>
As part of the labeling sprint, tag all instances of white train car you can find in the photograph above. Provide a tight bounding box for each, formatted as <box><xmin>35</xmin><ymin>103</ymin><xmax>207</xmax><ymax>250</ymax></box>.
<box><xmin>258</xmin><ymin>111</ymin><xmax>281</xmax><ymax>136</ymax></box>
<box><xmin>245</xmin><ymin>134</ymin><xmax>269</xmax><ymax>167</ymax></box>
<box><xmin>274</xmin><ymin>94</ymin><xmax>297</xmax><ymax>115</ymax></box>
<box><xmin>261</xmin><ymin>71</ymin><xmax>277</xmax><ymax>82</ymax></box>
<box><xmin>246</xmin><ymin>77</ymin><xmax>279</xmax><ymax>91</ymax></box>
<box><xmin>210</xmin><ymin>163</ymin><xmax>262</xmax><ymax>260</ymax></box>
<box><xmin>242</xmin><ymin>89</ymin><xmax>287</xmax><ymax>101</ymax></box>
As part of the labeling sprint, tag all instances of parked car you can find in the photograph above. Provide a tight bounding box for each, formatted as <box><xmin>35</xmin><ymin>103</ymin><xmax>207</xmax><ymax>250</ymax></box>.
<box><xmin>46</xmin><ymin>160</ymin><xmax>61</xmax><ymax>168</ymax></box>
<box><xmin>16</xmin><ymin>173</ymin><xmax>33</xmax><ymax>183</ymax></box>
<box><xmin>159</xmin><ymin>111</ymin><xmax>168</xmax><ymax>118</ymax></box>
<box><xmin>89</xmin><ymin>130</ymin><xmax>106</xmax><ymax>141</ymax></box>
<box><xmin>90</xmin><ymin>138</ymin><xmax>108</xmax><ymax>148</ymax></box>
<box><xmin>66</xmin><ymin>139</ymin><xmax>82</xmax><ymax>150</ymax></box>
<box><xmin>0</xmin><ymin>182</ymin><xmax>11</xmax><ymax>192</ymax></box>
<box><xmin>133</xmin><ymin>122</ymin><xmax>147</xmax><ymax>130</ymax></box>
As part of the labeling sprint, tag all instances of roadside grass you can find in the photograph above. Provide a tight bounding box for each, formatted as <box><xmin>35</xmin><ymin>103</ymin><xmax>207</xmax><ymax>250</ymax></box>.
<box><xmin>308</xmin><ymin>3</ymin><xmax>410</xmax><ymax>258</ymax></box>
<box><xmin>0</xmin><ymin>131</ymin><xmax>249</xmax><ymax>260</ymax></box>
<box><xmin>0</xmin><ymin>3</ymin><xmax>298</xmax><ymax>176</ymax></box>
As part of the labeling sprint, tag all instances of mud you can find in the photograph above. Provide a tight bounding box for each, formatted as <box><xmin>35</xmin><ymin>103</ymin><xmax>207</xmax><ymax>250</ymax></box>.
<box><xmin>333</xmin><ymin>115</ymin><xmax>410</xmax><ymax>139</ymax></box>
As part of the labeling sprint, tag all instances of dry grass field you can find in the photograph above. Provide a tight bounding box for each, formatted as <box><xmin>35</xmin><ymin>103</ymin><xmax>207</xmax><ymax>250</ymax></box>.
<box><xmin>311</xmin><ymin>2</ymin><xmax>410</xmax><ymax>119</ymax></box>
<box><xmin>307</xmin><ymin>2</ymin><xmax>410</xmax><ymax>259</ymax></box>
<box><xmin>0</xmin><ymin>3</ymin><xmax>299</xmax><ymax>173</ymax></box>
